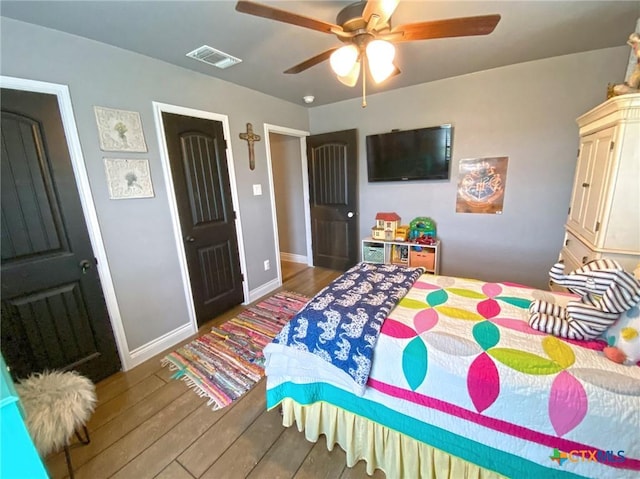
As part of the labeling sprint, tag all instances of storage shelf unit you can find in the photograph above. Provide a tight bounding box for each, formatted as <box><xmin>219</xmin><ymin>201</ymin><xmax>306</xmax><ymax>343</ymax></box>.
<box><xmin>362</xmin><ymin>238</ymin><xmax>440</xmax><ymax>274</ymax></box>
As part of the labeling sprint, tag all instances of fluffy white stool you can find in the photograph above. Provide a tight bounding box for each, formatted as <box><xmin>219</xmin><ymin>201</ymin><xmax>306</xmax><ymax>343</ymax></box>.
<box><xmin>16</xmin><ymin>370</ymin><xmax>96</xmax><ymax>479</ymax></box>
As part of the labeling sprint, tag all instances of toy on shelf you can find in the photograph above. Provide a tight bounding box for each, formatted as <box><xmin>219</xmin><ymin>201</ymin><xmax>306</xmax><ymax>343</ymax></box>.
<box><xmin>372</xmin><ymin>212</ymin><xmax>401</xmax><ymax>241</ymax></box>
<box><xmin>415</xmin><ymin>234</ymin><xmax>436</xmax><ymax>245</ymax></box>
<box><xmin>409</xmin><ymin>217</ymin><xmax>436</xmax><ymax>244</ymax></box>
<box><xmin>394</xmin><ymin>225</ymin><xmax>410</xmax><ymax>242</ymax></box>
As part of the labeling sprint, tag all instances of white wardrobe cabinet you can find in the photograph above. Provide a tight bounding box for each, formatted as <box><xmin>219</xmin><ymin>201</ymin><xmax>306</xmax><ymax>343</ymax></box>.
<box><xmin>556</xmin><ymin>93</ymin><xmax>639</xmax><ymax>286</ymax></box>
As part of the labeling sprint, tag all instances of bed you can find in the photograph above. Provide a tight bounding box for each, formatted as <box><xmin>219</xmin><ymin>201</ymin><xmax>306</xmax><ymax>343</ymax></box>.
<box><xmin>264</xmin><ymin>262</ymin><xmax>640</xmax><ymax>479</ymax></box>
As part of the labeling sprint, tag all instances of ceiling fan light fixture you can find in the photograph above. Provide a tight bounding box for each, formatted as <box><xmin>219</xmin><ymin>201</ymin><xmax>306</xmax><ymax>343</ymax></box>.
<box><xmin>337</xmin><ymin>61</ymin><xmax>361</xmax><ymax>87</ymax></box>
<box><xmin>330</xmin><ymin>44</ymin><xmax>359</xmax><ymax>77</ymax></box>
<box><xmin>369</xmin><ymin>61</ymin><xmax>395</xmax><ymax>83</ymax></box>
<box><xmin>366</xmin><ymin>40</ymin><xmax>395</xmax><ymax>83</ymax></box>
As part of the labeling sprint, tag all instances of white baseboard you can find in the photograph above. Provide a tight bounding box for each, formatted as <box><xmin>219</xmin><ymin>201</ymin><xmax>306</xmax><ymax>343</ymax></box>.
<box><xmin>280</xmin><ymin>252</ymin><xmax>307</xmax><ymax>264</ymax></box>
<box><xmin>247</xmin><ymin>277</ymin><xmax>281</xmax><ymax>303</ymax></box>
<box><xmin>129</xmin><ymin>275</ymin><xmax>293</xmax><ymax>369</ymax></box>
<box><xmin>127</xmin><ymin>322</ymin><xmax>196</xmax><ymax>369</ymax></box>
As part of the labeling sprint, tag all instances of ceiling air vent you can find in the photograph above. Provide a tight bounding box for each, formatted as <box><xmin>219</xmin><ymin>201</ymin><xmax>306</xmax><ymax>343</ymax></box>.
<box><xmin>186</xmin><ymin>45</ymin><xmax>242</xmax><ymax>69</ymax></box>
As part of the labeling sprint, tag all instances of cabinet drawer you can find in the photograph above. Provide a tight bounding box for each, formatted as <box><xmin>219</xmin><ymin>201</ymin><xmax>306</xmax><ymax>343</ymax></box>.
<box><xmin>559</xmin><ymin>247</ymin><xmax>581</xmax><ymax>274</ymax></box>
<box><xmin>563</xmin><ymin>232</ymin><xmax>597</xmax><ymax>267</ymax></box>
<box><xmin>410</xmin><ymin>247</ymin><xmax>435</xmax><ymax>270</ymax></box>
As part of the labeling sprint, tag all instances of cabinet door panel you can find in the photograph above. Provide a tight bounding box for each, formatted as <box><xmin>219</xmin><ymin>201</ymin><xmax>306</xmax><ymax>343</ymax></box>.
<box><xmin>567</xmin><ymin>136</ymin><xmax>593</xmax><ymax>230</ymax></box>
<box><xmin>581</xmin><ymin>127</ymin><xmax>614</xmax><ymax>245</ymax></box>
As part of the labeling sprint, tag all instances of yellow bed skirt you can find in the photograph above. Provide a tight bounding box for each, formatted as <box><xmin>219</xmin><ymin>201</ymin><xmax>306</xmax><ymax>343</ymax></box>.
<box><xmin>280</xmin><ymin>398</ymin><xmax>506</xmax><ymax>479</ymax></box>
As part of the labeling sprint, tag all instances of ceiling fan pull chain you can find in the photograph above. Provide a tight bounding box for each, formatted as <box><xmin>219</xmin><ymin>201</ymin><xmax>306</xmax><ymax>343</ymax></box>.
<box><xmin>362</xmin><ymin>53</ymin><xmax>367</xmax><ymax>108</ymax></box>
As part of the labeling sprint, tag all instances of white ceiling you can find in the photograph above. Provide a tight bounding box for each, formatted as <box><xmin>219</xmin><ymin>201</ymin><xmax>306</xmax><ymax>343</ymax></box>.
<box><xmin>2</xmin><ymin>1</ymin><xmax>638</xmax><ymax>106</ymax></box>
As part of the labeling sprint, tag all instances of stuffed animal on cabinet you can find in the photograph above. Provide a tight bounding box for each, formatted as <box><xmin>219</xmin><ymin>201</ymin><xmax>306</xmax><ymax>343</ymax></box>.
<box><xmin>613</xmin><ymin>32</ymin><xmax>640</xmax><ymax>95</ymax></box>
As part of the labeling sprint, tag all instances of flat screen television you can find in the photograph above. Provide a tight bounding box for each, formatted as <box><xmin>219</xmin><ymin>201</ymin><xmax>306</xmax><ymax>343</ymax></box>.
<box><xmin>366</xmin><ymin>125</ymin><xmax>453</xmax><ymax>182</ymax></box>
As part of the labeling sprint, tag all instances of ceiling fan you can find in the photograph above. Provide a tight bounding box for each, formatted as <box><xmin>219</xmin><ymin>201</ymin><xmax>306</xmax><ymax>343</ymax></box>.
<box><xmin>235</xmin><ymin>1</ymin><xmax>501</xmax><ymax>106</ymax></box>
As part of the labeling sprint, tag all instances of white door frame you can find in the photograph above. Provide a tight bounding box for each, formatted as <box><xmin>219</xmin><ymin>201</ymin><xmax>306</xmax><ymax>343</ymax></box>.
<box><xmin>0</xmin><ymin>75</ymin><xmax>131</xmax><ymax>369</ymax></box>
<box><xmin>152</xmin><ymin>102</ymin><xmax>249</xmax><ymax>334</ymax></box>
<box><xmin>263</xmin><ymin>124</ymin><xmax>313</xmax><ymax>287</ymax></box>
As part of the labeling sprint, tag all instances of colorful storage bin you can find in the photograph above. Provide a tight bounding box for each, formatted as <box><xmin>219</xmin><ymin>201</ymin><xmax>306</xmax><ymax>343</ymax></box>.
<box><xmin>363</xmin><ymin>245</ymin><xmax>384</xmax><ymax>263</ymax></box>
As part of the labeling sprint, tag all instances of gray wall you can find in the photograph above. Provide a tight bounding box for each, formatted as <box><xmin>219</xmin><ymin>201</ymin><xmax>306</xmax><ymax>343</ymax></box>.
<box><xmin>309</xmin><ymin>47</ymin><xmax>628</xmax><ymax>289</ymax></box>
<box><xmin>271</xmin><ymin>133</ymin><xmax>307</xmax><ymax>258</ymax></box>
<box><xmin>0</xmin><ymin>15</ymin><xmax>629</xmax><ymax>354</ymax></box>
<box><xmin>1</xmin><ymin>17</ymin><xmax>309</xmax><ymax>351</ymax></box>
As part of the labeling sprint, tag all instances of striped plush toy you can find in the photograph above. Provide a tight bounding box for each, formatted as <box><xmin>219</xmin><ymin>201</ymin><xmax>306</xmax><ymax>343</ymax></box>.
<box><xmin>529</xmin><ymin>259</ymin><xmax>640</xmax><ymax>340</ymax></box>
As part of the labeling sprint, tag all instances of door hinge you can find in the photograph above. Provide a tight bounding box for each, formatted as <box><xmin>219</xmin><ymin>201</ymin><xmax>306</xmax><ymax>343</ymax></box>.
<box><xmin>595</xmin><ymin>221</ymin><xmax>600</xmax><ymax>232</ymax></box>
<box><xmin>567</xmin><ymin>206</ymin><xmax>571</xmax><ymax>215</ymax></box>
<box><xmin>609</xmin><ymin>141</ymin><xmax>614</xmax><ymax>152</ymax></box>
<box><xmin>577</xmin><ymin>148</ymin><xmax>580</xmax><ymax>157</ymax></box>
<box><xmin>240</xmin><ymin>273</ymin><xmax>245</xmax><ymax>282</ymax></box>
<box><xmin>232</xmin><ymin>210</ymin><xmax>237</xmax><ymax>220</ymax></box>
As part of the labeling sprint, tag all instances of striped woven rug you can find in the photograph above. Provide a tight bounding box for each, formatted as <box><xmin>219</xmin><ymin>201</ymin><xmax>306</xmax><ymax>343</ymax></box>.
<box><xmin>161</xmin><ymin>291</ymin><xmax>309</xmax><ymax>410</ymax></box>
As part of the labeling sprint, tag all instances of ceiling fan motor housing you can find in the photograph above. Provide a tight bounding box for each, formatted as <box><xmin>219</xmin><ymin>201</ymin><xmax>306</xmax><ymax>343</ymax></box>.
<box><xmin>337</xmin><ymin>1</ymin><xmax>391</xmax><ymax>32</ymax></box>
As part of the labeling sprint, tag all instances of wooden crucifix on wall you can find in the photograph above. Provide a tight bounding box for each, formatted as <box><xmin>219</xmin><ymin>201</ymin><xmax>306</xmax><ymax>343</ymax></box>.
<box><xmin>239</xmin><ymin>122</ymin><xmax>261</xmax><ymax>170</ymax></box>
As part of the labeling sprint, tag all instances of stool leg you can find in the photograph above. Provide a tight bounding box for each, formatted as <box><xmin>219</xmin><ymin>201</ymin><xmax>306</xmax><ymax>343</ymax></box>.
<box><xmin>63</xmin><ymin>444</ymin><xmax>75</xmax><ymax>479</ymax></box>
<box><xmin>74</xmin><ymin>425</ymin><xmax>90</xmax><ymax>446</ymax></box>
<box><xmin>64</xmin><ymin>426</ymin><xmax>89</xmax><ymax>479</ymax></box>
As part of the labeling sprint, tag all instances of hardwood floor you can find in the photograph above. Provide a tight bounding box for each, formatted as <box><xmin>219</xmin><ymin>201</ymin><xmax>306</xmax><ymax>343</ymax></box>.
<box><xmin>280</xmin><ymin>260</ymin><xmax>309</xmax><ymax>282</ymax></box>
<box><xmin>45</xmin><ymin>266</ymin><xmax>385</xmax><ymax>479</ymax></box>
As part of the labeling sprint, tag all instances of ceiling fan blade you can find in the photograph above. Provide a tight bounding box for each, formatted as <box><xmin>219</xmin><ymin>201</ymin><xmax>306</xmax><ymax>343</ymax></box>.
<box><xmin>284</xmin><ymin>48</ymin><xmax>339</xmax><ymax>74</ymax></box>
<box><xmin>392</xmin><ymin>14</ymin><xmax>501</xmax><ymax>42</ymax></box>
<box><xmin>362</xmin><ymin>0</ymin><xmax>399</xmax><ymax>29</ymax></box>
<box><xmin>235</xmin><ymin>1</ymin><xmax>342</xmax><ymax>34</ymax></box>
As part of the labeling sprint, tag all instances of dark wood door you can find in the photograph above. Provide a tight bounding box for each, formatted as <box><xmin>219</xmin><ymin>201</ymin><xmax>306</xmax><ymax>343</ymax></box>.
<box><xmin>1</xmin><ymin>88</ymin><xmax>121</xmax><ymax>382</ymax></box>
<box><xmin>162</xmin><ymin>112</ymin><xmax>243</xmax><ymax>326</ymax></box>
<box><xmin>307</xmin><ymin>129</ymin><xmax>359</xmax><ymax>270</ymax></box>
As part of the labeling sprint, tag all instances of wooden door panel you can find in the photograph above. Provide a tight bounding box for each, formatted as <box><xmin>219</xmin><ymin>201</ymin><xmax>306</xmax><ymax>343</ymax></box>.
<box><xmin>1</xmin><ymin>88</ymin><xmax>121</xmax><ymax>382</ymax></box>
<box><xmin>309</xmin><ymin>144</ymin><xmax>347</xmax><ymax>206</ymax></box>
<box><xmin>312</xmin><ymin>219</ymin><xmax>349</xmax><ymax>261</ymax></box>
<box><xmin>198</xmin><ymin>241</ymin><xmax>237</xmax><ymax>303</ymax></box>
<box><xmin>162</xmin><ymin>112</ymin><xmax>243</xmax><ymax>326</ymax></box>
<box><xmin>307</xmin><ymin>129</ymin><xmax>358</xmax><ymax>270</ymax></box>
<box><xmin>2</xmin><ymin>282</ymin><xmax>99</xmax><ymax>378</ymax></box>
<box><xmin>181</xmin><ymin>133</ymin><xmax>227</xmax><ymax>226</ymax></box>
<box><xmin>1</xmin><ymin>112</ymin><xmax>65</xmax><ymax>260</ymax></box>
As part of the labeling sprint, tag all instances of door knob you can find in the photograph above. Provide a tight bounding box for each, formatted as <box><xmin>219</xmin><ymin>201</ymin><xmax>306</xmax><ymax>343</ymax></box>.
<box><xmin>347</xmin><ymin>211</ymin><xmax>355</xmax><ymax>218</ymax></box>
<box><xmin>79</xmin><ymin>259</ymin><xmax>92</xmax><ymax>274</ymax></box>
<box><xmin>185</xmin><ymin>236</ymin><xmax>195</xmax><ymax>243</ymax></box>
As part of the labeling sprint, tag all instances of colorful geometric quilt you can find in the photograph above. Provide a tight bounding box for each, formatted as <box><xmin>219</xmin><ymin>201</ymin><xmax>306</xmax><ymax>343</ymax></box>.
<box><xmin>265</xmin><ymin>274</ymin><xmax>640</xmax><ymax>479</ymax></box>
